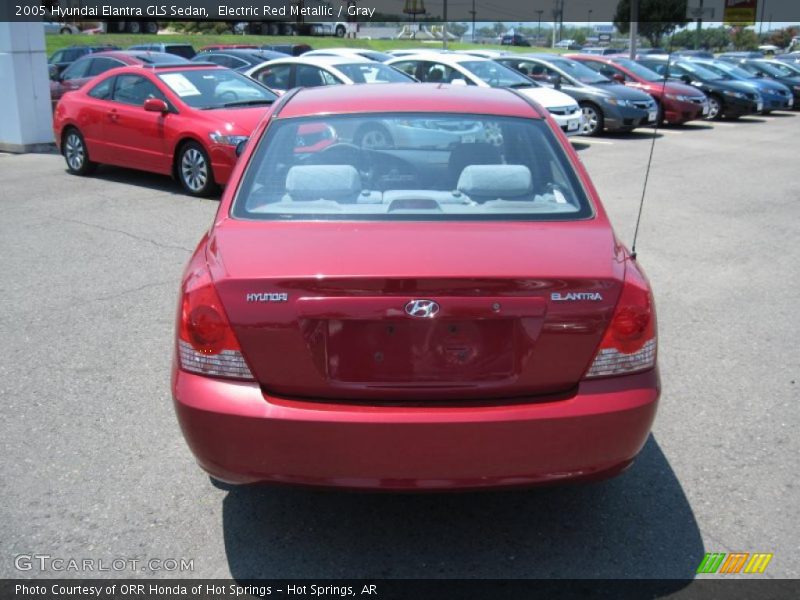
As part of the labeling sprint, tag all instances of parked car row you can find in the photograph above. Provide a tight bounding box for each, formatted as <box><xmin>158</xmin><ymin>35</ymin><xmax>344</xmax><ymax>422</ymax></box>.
<box><xmin>50</xmin><ymin>45</ymin><xmax>797</xmax><ymax>199</ymax></box>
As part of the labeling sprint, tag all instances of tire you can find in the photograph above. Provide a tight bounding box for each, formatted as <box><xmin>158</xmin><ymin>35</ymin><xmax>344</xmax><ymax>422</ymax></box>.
<box><xmin>59</xmin><ymin>27</ymin><xmax>72</xmax><ymax>35</ymax></box>
<box><xmin>355</xmin><ymin>123</ymin><xmax>394</xmax><ymax>149</ymax></box>
<box><xmin>126</xmin><ymin>21</ymin><xmax>141</xmax><ymax>34</ymax></box>
<box><xmin>176</xmin><ymin>142</ymin><xmax>218</xmax><ymax>197</ymax></box>
<box><xmin>579</xmin><ymin>102</ymin><xmax>604</xmax><ymax>136</ymax></box>
<box><xmin>336</xmin><ymin>25</ymin><xmax>346</xmax><ymax>38</ymax></box>
<box><xmin>705</xmin><ymin>95</ymin><xmax>722</xmax><ymax>120</ymax></box>
<box><xmin>267</xmin><ymin>23</ymin><xmax>280</xmax><ymax>36</ymax></box>
<box><xmin>62</xmin><ymin>128</ymin><xmax>97</xmax><ymax>176</ymax></box>
<box><xmin>144</xmin><ymin>22</ymin><xmax>159</xmax><ymax>34</ymax></box>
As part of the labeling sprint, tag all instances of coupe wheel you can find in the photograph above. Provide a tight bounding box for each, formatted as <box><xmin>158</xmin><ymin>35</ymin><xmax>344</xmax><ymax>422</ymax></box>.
<box><xmin>59</xmin><ymin>27</ymin><xmax>72</xmax><ymax>34</ymax></box>
<box><xmin>177</xmin><ymin>142</ymin><xmax>217</xmax><ymax>197</ymax></box>
<box><xmin>336</xmin><ymin>25</ymin><xmax>346</xmax><ymax>37</ymax></box>
<box><xmin>579</xmin><ymin>102</ymin><xmax>604</xmax><ymax>136</ymax></box>
<box><xmin>706</xmin><ymin>95</ymin><xmax>722</xmax><ymax>120</ymax></box>
<box><xmin>63</xmin><ymin>129</ymin><xmax>96</xmax><ymax>175</ymax></box>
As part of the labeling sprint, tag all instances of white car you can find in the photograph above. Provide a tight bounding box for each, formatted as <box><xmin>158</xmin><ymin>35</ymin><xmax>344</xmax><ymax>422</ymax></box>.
<box><xmin>244</xmin><ymin>55</ymin><xmax>485</xmax><ymax>149</ymax></box>
<box><xmin>386</xmin><ymin>53</ymin><xmax>584</xmax><ymax>136</ymax></box>
<box><xmin>245</xmin><ymin>55</ymin><xmax>415</xmax><ymax>93</ymax></box>
<box><xmin>456</xmin><ymin>50</ymin><xmax>508</xmax><ymax>59</ymax></box>
<box><xmin>302</xmin><ymin>48</ymin><xmax>393</xmax><ymax>63</ymax></box>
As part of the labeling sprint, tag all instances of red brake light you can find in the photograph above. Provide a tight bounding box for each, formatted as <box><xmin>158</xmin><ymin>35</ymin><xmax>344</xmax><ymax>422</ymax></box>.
<box><xmin>585</xmin><ymin>262</ymin><xmax>656</xmax><ymax>378</ymax></box>
<box><xmin>177</xmin><ymin>255</ymin><xmax>254</xmax><ymax>380</ymax></box>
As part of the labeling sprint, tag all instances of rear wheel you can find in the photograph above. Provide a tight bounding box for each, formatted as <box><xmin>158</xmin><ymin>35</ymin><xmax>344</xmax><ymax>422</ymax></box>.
<box><xmin>59</xmin><ymin>27</ymin><xmax>72</xmax><ymax>35</ymax></box>
<box><xmin>126</xmin><ymin>21</ymin><xmax>141</xmax><ymax>34</ymax></box>
<box><xmin>144</xmin><ymin>22</ymin><xmax>159</xmax><ymax>34</ymax></box>
<box><xmin>579</xmin><ymin>102</ymin><xmax>604</xmax><ymax>136</ymax></box>
<box><xmin>176</xmin><ymin>142</ymin><xmax>218</xmax><ymax>197</ymax></box>
<box><xmin>336</xmin><ymin>24</ymin><xmax>346</xmax><ymax>37</ymax></box>
<box><xmin>63</xmin><ymin>128</ymin><xmax>96</xmax><ymax>176</ymax></box>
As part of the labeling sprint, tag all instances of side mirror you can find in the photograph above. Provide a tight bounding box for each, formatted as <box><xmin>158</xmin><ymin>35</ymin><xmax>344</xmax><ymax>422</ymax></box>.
<box><xmin>450</xmin><ymin>78</ymin><xmax>468</xmax><ymax>86</ymax></box>
<box><xmin>235</xmin><ymin>139</ymin><xmax>247</xmax><ymax>157</ymax></box>
<box><xmin>680</xmin><ymin>74</ymin><xmax>692</xmax><ymax>84</ymax></box>
<box><xmin>143</xmin><ymin>98</ymin><xmax>168</xmax><ymax>113</ymax></box>
<box><xmin>49</xmin><ymin>65</ymin><xmax>60</xmax><ymax>81</ymax></box>
<box><xmin>611</xmin><ymin>73</ymin><xmax>625</xmax><ymax>83</ymax></box>
<box><xmin>755</xmin><ymin>71</ymin><xmax>764</xmax><ymax>78</ymax></box>
<box><xmin>550</xmin><ymin>73</ymin><xmax>562</xmax><ymax>90</ymax></box>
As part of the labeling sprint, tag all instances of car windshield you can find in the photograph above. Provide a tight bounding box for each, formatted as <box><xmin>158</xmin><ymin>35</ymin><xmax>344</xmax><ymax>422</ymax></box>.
<box><xmin>546</xmin><ymin>58</ymin><xmax>610</xmax><ymax>84</ymax></box>
<box><xmin>701</xmin><ymin>61</ymin><xmax>752</xmax><ymax>79</ymax></box>
<box><xmin>157</xmin><ymin>69</ymin><xmax>277</xmax><ymax>109</ymax></box>
<box><xmin>459</xmin><ymin>60</ymin><xmax>538</xmax><ymax>87</ymax></box>
<box><xmin>335</xmin><ymin>63</ymin><xmax>415</xmax><ymax>84</ymax></box>
<box><xmin>756</xmin><ymin>61</ymin><xmax>795</xmax><ymax>76</ymax></box>
<box><xmin>677</xmin><ymin>61</ymin><xmax>723</xmax><ymax>80</ymax></box>
<box><xmin>232</xmin><ymin>113</ymin><xmax>591</xmax><ymax>221</ymax></box>
<box><xmin>611</xmin><ymin>58</ymin><xmax>663</xmax><ymax>82</ymax></box>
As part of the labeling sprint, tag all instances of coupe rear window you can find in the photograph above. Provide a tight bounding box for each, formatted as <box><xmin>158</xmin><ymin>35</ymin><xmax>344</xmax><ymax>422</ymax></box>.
<box><xmin>232</xmin><ymin>114</ymin><xmax>592</xmax><ymax>221</ymax></box>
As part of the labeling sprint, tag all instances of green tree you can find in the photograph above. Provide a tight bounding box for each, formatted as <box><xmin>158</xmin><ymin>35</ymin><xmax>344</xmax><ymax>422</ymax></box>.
<box><xmin>730</xmin><ymin>26</ymin><xmax>759</xmax><ymax>50</ymax></box>
<box><xmin>769</xmin><ymin>27</ymin><xmax>798</xmax><ymax>50</ymax></box>
<box><xmin>613</xmin><ymin>0</ymin><xmax>690</xmax><ymax>48</ymax></box>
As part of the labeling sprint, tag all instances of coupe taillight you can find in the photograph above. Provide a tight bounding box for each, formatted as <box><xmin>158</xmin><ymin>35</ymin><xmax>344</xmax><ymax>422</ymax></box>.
<box><xmin>177</xmin><ymin>260</ymin><xmax>254</xmax><ymax>381</ymax></box>
<box><xmin>585</xmin><ymin>263</ymin><xmax>657</xmax><ymax>379</ymax></box>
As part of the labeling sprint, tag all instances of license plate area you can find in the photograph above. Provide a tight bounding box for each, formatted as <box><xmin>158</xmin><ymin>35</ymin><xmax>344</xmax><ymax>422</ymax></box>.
<box><xmin>326</xmin><ymin>319</ymin><xmax>518</xmax><ymax>383</ymax></box>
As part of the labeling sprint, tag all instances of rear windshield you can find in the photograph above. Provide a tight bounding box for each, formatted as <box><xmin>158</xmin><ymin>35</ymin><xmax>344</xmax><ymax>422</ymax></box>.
<box><xmin>166</xmin><ymin>45</ymin><xmax>197</xmax><ymax>59</ymax></box>
<box><xmin>232</xmin><ymin>113</ymin><xmax>592</xmax><ymax>221</ymax></box>
<box><xmin>335</xmin><ymin>63</ymin><xmax>415</xmax><ymax>84</ymax></box>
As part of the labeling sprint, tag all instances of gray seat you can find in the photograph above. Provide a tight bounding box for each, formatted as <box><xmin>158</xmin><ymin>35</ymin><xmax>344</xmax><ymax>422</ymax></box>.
<box><xmin>456</xmin><ymin>165</ymin><xmax>533</xmax><ymax>202</ymax></box>
<box><xmin>285</xmin><ymin>165</ymin><xmax>362</xmax><ymax>202</ymax></box>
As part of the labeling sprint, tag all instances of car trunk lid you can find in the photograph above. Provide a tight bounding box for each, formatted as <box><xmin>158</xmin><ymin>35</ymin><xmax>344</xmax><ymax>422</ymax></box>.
<box><xmin>208</xmin><ymin>220</ymin><xmax>624</xmax><ymax>401</ymax></box>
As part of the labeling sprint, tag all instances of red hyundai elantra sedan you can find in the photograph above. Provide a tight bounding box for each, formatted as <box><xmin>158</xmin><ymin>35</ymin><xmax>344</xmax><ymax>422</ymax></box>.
<box><xmin>172</xmin><ymin>84</ymin><xmax>660</xmax><ymax>490</ymax></box>
<box><xmin>568</xmin><ymin>54</ymin><xmax>710</xmax><ymax>125</ymax></box>
<box><xmin>53</xmin><ymin>63</ymin><xmax>277</xmax><ymax>196</ymax></box>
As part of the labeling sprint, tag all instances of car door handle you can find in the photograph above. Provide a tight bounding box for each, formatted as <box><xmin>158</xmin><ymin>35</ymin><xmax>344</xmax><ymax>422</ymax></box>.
<box><xmin>108</xmin><ymin>109</ymin><xmax>118</xmax><ymax>122</ymax></box>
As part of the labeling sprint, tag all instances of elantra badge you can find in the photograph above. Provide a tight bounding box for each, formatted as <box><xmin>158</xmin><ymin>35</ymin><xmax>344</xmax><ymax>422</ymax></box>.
<box><xmin>551</xmin><ymin>292</ymin><xmax>603</xmax><ymax>301</ymax></box>
<box><xmin>405</xmin><ymin>299</ymin><xmax>440</xmax><ymax>318</ymax></box>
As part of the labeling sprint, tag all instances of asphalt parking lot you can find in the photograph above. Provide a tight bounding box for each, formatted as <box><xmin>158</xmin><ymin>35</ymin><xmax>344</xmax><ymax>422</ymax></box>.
<box><xmin>1</xmin><ymin>113</ymin><xmax>798</xmax><ymax>581</ymax></box>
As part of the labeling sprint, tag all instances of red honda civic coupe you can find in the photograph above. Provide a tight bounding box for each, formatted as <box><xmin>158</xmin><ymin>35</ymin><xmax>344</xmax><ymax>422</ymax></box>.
<box><xmin>172</xmin><ymin>84</ymin><xmax>660</xmax><ymax>490</ymax></box>
<box><xmin>568</xmin><ymin>54</ymin><xmax>710</xmax><ymax>125</ymax></box>
<box><xmin>53</xmin><ymin>64</ymin><xmax>277</xmax><ymax>196</ymax></box>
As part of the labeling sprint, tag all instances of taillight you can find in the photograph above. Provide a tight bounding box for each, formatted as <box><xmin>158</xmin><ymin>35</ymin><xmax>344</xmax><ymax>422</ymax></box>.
<box><xmin>585</xmin><ymin>262</ymin><xmax>656</xmax><ymax>378</ymax></box>
<box><xmin>177</xmin><ymin>256</ymin><xmax>254</xmax><ymax>381</ymax></box>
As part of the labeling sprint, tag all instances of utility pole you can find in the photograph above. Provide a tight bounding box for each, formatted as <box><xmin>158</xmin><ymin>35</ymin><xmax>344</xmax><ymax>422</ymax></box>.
<box><xmin>470</xmin><ymin>0</ymin><xmax>476</xmax><ymax>42</ymax></box>
<box><xmin>536</xmin><ymin>9</ymin><xmax>543</xmax><ymax>46</ymax></box>
<box><xmin>695</xmin><ymin>0</ymin><xmax>704</xmax><ymax>49</ymax></box>
<box><xmin>442</xmin><ymin>0</ymin><xmax>448</xmax><ymax>50</ymax></box>
<box><xmin>629</xmin><ymin>0</ymin><xmax>638</xmax><ymax>59</ymax></box>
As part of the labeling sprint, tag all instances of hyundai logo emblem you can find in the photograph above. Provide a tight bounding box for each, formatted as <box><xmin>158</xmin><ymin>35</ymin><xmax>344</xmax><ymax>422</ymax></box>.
<box><xmin>405</xmin><ymin>299</ymin><xmax>440</xmax><ymax>319</ymax></box>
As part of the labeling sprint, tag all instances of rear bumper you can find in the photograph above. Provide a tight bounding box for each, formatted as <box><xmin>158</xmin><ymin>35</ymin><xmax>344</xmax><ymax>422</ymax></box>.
<box><xmin>172</xmin><ymin>367</ymin><xmax>660</xmax><ymax>490</ymax></box>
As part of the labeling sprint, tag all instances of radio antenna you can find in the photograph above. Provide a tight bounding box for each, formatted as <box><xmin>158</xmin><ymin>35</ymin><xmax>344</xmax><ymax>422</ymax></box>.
<box><xmin>630</xmin><ymin>33</ymin><xmax>676</xmax><ymax>260</ymax></box>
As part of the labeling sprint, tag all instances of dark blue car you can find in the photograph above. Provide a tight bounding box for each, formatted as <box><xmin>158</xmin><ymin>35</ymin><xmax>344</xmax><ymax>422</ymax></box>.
<box><xmin>689</xmin><ymin>59</ymin><xmax>794</xmax><ymax>113</ymax></box>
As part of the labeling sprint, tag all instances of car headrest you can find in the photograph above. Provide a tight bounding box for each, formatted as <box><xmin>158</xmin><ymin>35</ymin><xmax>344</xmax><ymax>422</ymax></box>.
<box><xmin>285</xmin><ymin>165</ymin><xmax>362</xmax><ymax>201</ymax></box>
<box><xmin>456</xmin><ymin>165</ymin><xmax>533</xmax><ymax>199</ymax></box>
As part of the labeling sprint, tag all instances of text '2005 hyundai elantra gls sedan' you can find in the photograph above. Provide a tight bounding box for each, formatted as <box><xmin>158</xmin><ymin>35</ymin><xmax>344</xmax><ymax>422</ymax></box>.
<box><xmin>172</xmin><ymin>83</ymin><xmax>660</xmax><ymax>490</ymax></box>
